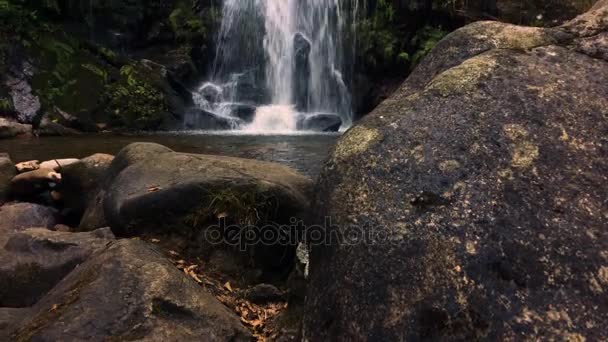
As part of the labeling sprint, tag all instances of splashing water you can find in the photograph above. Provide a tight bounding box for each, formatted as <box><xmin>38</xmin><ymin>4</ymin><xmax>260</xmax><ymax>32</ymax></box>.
<box><xmin>244</xmin><ymin>105</ymin><xmax>297</xmax><ymax>133</ymax></box>
<box><xmin>192</xmin><ymin>0</ymin><xmax>361</xmax><ymax>132</ymax></box>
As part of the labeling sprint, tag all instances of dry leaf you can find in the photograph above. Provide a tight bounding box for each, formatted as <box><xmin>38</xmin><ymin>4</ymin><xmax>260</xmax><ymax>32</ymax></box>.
<box><xmin>224</xmin><ymin>281</ymin><xmax>233</xmax><ymax>292</ymax></box>
<box><xmin>150</xmin><ymin>238</ymin><xmax>160</xmax><ymax>243</ymax></box>
<box><xmin>147</xmin><ymin>186</ymin><xmax>161</xmax><ymax>192</ymax></box>
<box><xmin>49</xmin><ymin>304</ymin><xmax>59</xmax><ymax>312</ymax></box>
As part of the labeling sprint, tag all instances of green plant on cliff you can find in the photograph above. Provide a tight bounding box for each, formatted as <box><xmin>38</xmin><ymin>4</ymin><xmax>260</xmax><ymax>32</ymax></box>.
<box><xmin>169</xmin><ymin>2</ymin><xmax>207</xmax><ymax>41</ymax></box>
<box><xmin>410</xmin><ymin>25</ymin><xmax>447</xmax><ymax>67</ymax></box>
<box><xmin>105</xmin><ymin>64</ymin><xmax>167</xmax><ymax>130</ymax></box>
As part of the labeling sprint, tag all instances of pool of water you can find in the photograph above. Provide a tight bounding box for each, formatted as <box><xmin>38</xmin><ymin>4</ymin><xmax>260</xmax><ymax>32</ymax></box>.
<box><xmin>0</xmin><ymin>132</ymin><xmax>340</xmax><ymax>178</ymax></box>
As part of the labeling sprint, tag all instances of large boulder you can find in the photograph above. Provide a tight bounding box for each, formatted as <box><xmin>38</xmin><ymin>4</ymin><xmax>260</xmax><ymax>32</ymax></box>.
<box><xmin>0</xmin><ymin>228</ymin><xmax>115</xmax><ymax>308</ymax></box>
<box><xmin>59</xmin><ymin>154</ymin><xmax>114</xmax><ymax>221</ymax></box>
<box><xmin>81</xmin><ymin>143</ymin><xmax>313</xmax><ymax>234</ymax></box>
<box><xmin>0</xmin><ymin>154</ymin><xmax>15</xmax><ymax>204</ymax></box>
<box><xmin>6</xmin><ymin>239</ymin><xmax>252</xmax><ymax>341</ymax></box>
<box><xmin>305</xmin><ymin>3</ymin><xmax>608</xmax><ymax>341</ymax></box>
<box><xmin>0</xmin><ymin>118</ymin><xmax>31</xmax><ymax>139</ymax></box>
<box><xmin>79</xmin><ymin>143</ymin><xmax>313</xmax><ymax>272</ymax></box>
<box><xmin>0</xmin><ymin>203</ymin><xmax>58</xmax><ymax>239</ymax></box>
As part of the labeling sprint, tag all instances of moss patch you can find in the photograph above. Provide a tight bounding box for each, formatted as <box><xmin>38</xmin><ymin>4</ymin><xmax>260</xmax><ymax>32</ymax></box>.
<box><xmin>333</xmin><ymin>125</ymin><xmax>382</xmax><ymax>161</ymax></box>
<box><xmin>426</xmin><ymin>54</ymin><xmax>498</xmax><ymax>97</ymax></box>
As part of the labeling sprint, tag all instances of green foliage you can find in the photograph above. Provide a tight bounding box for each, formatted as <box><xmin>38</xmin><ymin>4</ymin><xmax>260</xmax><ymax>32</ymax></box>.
<box><xmin>410</xmin><ymin>26</ymin><xmax>447</xmax><ymax>67</ymax></box>
<box><xmin>357</xmin><ymin>0</ymin><xmax>403</xmax><ymax>69</ymax></box>
<box><xmin>105</xmin><ymin>64</ymin><xmax>167</xmax><ymax>130</ymax></box>
<box><xmin>0</xmin><ymin>96</ymin><xmax>13</xmax><ymax>112</ymax></box>
<box><xmin>169</xmin><ymin>2</ymin><xmax>206</xmax><ymax>41</ymax></box>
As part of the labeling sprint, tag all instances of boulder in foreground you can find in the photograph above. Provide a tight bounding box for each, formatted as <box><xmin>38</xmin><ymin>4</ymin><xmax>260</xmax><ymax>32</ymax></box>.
<box><xmin>305</xmin><ymin>3</ymin><xmax>608</xmax><ymax>341</ymax></box>
<box><xmin>7</xmin><ymin>239</ymin><xmax>251</xmax><ymax>341</ymax></box>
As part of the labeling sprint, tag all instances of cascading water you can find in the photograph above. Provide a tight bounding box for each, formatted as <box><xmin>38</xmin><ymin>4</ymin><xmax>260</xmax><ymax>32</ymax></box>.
<box><xmin>187</xmin><ymin>0</ymin><xmax>360</xmax><ymax>133</ymax></box>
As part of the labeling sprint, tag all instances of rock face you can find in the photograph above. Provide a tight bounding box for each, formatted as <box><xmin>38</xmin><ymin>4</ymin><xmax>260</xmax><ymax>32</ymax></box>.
<box><xmin>0</xmin><ymin>154</ymin><xmax>15</xmax><ymax>204</ymax></box>
<box><xmin>0</xmin><ymin>118</ymin><xmax>31</xmax><ymax>139</ymax></box>
<box><xmin>80</xmin><ymin>143</ymin><xmax>313</xmax><ymax>235</ymax></box>
<box><xmin>7</xmin><ymin>239</ymin><xmax>251</xmax><ymax>341</ymax></box>
<box><xmin>0</xmin><ymin>228</ymin><xmax>115</xmax><ymax>308</ymax></box>
<box><xmin>305</xmin><ymin>3</ymin><xmax>608</xmax><ymax>341</ymax></box>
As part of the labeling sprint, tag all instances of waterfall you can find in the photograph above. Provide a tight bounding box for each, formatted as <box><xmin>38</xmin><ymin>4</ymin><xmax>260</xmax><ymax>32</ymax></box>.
<box><xmin>190</xmin><ymin>0</ymin><xmax>360</xmax><ymax>132</ymax></box>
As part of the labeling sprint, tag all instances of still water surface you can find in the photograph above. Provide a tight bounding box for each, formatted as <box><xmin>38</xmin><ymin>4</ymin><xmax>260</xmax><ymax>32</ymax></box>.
<box><xmin>0</xmin><ymin>132</ymin><xmax>339</xmax><ymax>177</ymax></box>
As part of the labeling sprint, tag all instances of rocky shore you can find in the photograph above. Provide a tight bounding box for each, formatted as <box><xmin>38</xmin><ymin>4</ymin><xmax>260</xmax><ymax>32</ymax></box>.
<box><xmin>0</xmin><ymin>143</ymin><xmax>312</xmax><ymax>340</ymax></box>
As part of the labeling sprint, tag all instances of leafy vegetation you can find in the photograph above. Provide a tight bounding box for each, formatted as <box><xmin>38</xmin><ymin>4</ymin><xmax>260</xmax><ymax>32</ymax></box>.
<box><xmin>105</xmin><ymin>64</ymin><xmax>168</xmax><ymax>130</ymax></box>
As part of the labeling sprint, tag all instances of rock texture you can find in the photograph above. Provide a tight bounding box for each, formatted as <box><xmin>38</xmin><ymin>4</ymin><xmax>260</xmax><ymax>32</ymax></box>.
<box><xmin>0</xmin><ymin>154</ymin><xmax>15</xmax><ymax>204</ymax></box>
<box><xmin>7</xmin><ymin>239</ymin><xmax>251</xmax><ymax>341</ymax></box>
<box><xmin>0</xmin><ymin>203</ymin><xmax>58</xmax><ymax>239</ymax></box>
<box><xmin>80</xmin><ymin>143</ymin><xmax>313</xmax><ymax>235</ymax></box>
<box><xmin>0</xmin><ymin>228</ymin><xmax>115</xmax><ymax>308</ymax></box>
<box><xmin>0</xmin><ymin>118</ymin><xmax>31</xmax><ymax>139</ymax></box>
<box><xmin>305</xmin><ymin>2</ymin><xmax>608</xmax><ymax>341</ymax></box>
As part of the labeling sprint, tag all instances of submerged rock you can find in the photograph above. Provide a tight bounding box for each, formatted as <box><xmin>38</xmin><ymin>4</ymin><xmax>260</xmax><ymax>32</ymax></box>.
<box><xmin>0</xmin><ymin>228</ymin><xmax>115</xmax><ymax>308</ymax></box>
<box><xmin>297</xmin><ymin>113</ymin><xmax>342</xmax><ymax>132</ymax></box>
<box><xmin>7</xmin><ymin>239</ymin><xmax>251</xmax><ymax>341</ymax></box>
<box><xmin>305</xmin><ymin>3</ymin><xmax>608</xmax><ymax>341</ymax></box>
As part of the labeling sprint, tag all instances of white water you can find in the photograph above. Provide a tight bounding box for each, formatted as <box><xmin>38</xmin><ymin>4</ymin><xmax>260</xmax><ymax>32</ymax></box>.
<box><xmin>191</xmin><ymin>0</ymin><xmax>360</xmax><ymax>132</ymax></box>
<box><xmin>244</xmin><ymin>105</ymin><xmax>297</xmax><ymax>133</ymax></box>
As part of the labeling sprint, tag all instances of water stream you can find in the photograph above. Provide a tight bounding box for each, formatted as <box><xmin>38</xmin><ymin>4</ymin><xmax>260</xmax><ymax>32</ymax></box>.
<box><xmin>187</xmin><ymin>0</ymin><xmax>360</xmax><ymax>133</ymax></box>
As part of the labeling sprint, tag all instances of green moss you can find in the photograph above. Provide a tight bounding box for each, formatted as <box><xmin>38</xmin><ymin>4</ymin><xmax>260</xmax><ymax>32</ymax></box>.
<box><xmin>333</xmin><ymin>125</ymin><xmax>382</xmax><ymax>161</ymax></box>
<box><xmin>426</xmin><ymin>54</ymin><xmax>497</xmax><ymax>97</ymax></box>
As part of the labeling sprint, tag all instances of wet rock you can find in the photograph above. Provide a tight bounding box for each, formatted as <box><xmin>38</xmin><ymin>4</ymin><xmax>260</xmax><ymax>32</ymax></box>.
<box><xmin>297</xmin><ymin>113</ymin><xmax>342</xmax><ymax>132</ymax></box>
<box><xmin>0</xmin><ymin>203</ymin><xmax>58</xmax><ymax>238</ymax></box>
<box><xmin>198</xmin><ymin>83</ymin><xmax>223</xmax><ymax>104</ymax></box>
<box><xmin>0</xmin><ymin>118</ymin><xmax>31</xmax><ymax>139</ymax></box>
<box><xmin>39</xmin><ymin>159</ymin><xmax>80</xmax><ymax>171</ymax></box>
<box><xmin>184</xmin><ymin>108</ymin><xmax>243</xmax><ymax>130</ymax></box>
<box><xmin>226</xmin><ymin>103</ymin><xmax>257</xmax><ymax>123</ymax></box>
<box><xmin>0</xmin><ymin>228</ymin><xmax>115</xmax><ymax>308</ymax></box>
<box><xmin>8</xmin><ymin>239</ymin><xmax>252</xmax><ymax>341</ymax></box>
<box><xmin>15</xmin><ymin>160</ymin><xmax>39</xmax><ymax>173</ymax></box>
<box><xmin>294</xmin><ymin>33</ymin><xmax>311</xmax><ymax>112</ymax></box>
<box><xmin>36</xmin><ymin>117</ymin><xmax>81</xmax><ymax>137</ymax></box>
<box><xmin>10</xmin><ymin>168</ymin><xmax>61</xmax><ymax>198</ymax></box>
<box><xmin>0</xmin><ymin>154</ymin><xmax>15</xmax><ymax>204</ymax></box>
<box><xmin>242</xmin><ymin>284</ymin><xmax>284</xmax><ymax>304</ymax></box>
<box><xmin>305</xmin><ymin>4</ymin><xmax>608</xmax><ymax>341</ymax></box>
